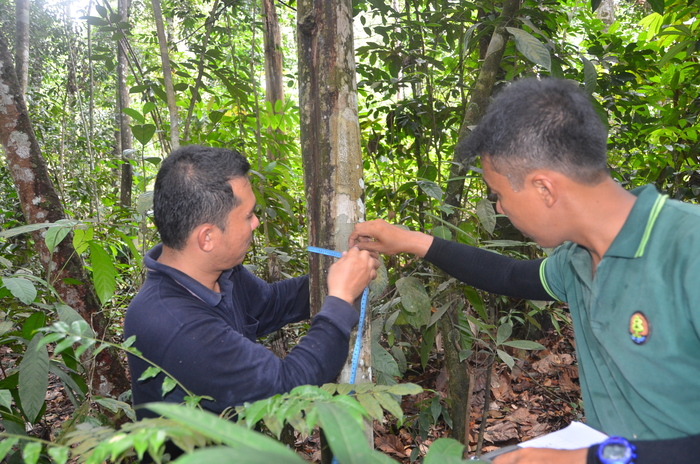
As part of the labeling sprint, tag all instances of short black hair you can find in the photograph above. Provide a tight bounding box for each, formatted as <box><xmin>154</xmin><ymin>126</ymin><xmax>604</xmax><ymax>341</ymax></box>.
<box><xmin>153</xmin><ymin>145</ymin><xmax>251</xmax><ymax>250</ymax></box>
<box><xmin>463</xmin><ymin>78</ymin><xmax>609</xmax><ymax>189</ymax></box>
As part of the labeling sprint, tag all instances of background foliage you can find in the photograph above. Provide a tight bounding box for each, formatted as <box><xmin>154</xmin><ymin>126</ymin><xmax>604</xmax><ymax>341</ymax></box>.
<box><xmin>0</xmin><ymin>0</ymin><xmax>698</xmax><ymax>461</ymax></box>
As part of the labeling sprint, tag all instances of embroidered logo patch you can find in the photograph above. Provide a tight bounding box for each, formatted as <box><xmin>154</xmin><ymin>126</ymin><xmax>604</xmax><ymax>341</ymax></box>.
<box><xmin>629</xmin><ymin>312</ymin><xmax>650</xmax><ymax>345</ymax></box>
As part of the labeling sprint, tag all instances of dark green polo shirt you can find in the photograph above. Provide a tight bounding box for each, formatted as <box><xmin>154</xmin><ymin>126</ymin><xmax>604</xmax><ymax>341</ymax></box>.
<box><xmin>541</xmin><ymin>184</ymin><xmax>700</xmax><ymax>440</ymax></box>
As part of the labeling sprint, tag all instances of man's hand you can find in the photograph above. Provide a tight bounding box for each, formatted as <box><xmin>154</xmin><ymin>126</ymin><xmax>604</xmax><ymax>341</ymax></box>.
<box><xmin>492</xmin><ymin>447</ymin><xmax>588</xmax><ymax>464</ymax></box>
<box><xmin>327</xmin><ymin>247</ymin><xmax>380</xmax><ymax>304</ymax></box>
<box><xmin>348</xmin><ymin>219</ymin><xmax>434</xmax><ymax>257</ymax></box>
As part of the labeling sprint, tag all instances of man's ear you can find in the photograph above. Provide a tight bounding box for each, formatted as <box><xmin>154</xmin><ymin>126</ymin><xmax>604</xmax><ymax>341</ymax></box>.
<box><xmin>531</xmin><ymin>173</ymin><xmax>557</xmax><ymax>208</ymax></box>
<box><xmin>195</xmin><ymin>224</ymin><xmax>216</xmax><ymax>252</ymax></box>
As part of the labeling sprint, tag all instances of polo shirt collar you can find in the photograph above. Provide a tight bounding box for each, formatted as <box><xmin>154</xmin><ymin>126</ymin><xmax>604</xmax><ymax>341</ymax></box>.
<box><xmin>603</xmin><ymin>184</ymin><xmax>668</xmax><ymax>259</ymax></box>
<box><xmin>144</xmin><ymin>244</ymin><xmax>234</xmax><ymax>306</ymax></box>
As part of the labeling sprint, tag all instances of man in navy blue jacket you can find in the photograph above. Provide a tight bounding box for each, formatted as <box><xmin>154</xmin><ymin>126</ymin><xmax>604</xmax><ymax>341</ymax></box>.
<box><xmin>124</xmin><ymin>145</ymin><xmax>378</xmax><ymax>420</ymax></box>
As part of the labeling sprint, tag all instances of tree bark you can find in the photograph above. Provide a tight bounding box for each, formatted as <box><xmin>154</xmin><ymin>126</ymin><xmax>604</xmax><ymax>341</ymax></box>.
<box><xmin>117</xmin><ymin>0</ymin><xmax>133</xmax><ymax>208</ymax></box>
<box><xmin>151</xmin><ymin>0</ymin><xmax>179</xmax><ymax>150</ymax></box>
<box><xmin>0</xmin><ymin>34</ymin><xmax>130</xmax><ymax>399</ymax></box>
<box><xmin>297</xmin><ymin>0</ymin><xmax>370</xmax><ymax>451</ymax></box>
<box><xmin>15</xmin><ymin>0</ymin><xmax>29</xmax><ymax>95</ymax></box>
<box><xmin>262</xmin><ymin>0</ymin><xmax>285</xmax><ymax>160</ymax></box>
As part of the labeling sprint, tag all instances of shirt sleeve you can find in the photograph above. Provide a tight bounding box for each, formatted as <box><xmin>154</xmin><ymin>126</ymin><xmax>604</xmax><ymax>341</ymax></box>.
<box><xmin>423</xmin><ymin>237</ymin><xmax>552</xmax><ymax>301</ymax></box>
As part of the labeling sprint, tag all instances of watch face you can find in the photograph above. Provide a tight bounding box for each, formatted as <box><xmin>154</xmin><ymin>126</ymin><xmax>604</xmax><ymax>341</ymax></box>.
<box><xmin>602</xmin><ymin>443</ymin><xmax>629</xmax><ymax>460</ymax></box>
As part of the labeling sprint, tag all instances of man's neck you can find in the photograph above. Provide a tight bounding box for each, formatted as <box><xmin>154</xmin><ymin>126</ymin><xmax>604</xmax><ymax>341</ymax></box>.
<box><xmin>157</xmin><ymin>245</ymin><xmax>221</xmax><ymax>292</ymax></box>
<box><xmin>565</xmin><ymin>178</ymin><xmax>637</xmax><ymax>268</ymax></box>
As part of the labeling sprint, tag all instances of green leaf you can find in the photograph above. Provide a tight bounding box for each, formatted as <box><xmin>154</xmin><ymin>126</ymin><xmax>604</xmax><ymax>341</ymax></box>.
<box><xmin>386</xmin><ymin>383</ymin><xmax>422</xmax><ymax>396</ymax></box>
<box><xmin>89</xmin><ymin>242</ymin><xmax>117</xmax><ymax>305</ymax></box>
<box><xmin>56</xmin><ymin>304</ymin><xmax>94</xmax><ymax>337</ymax></box>
<box><xmin>431</xmin><ymin>225</ymin><xmax>452</xmax><ymax>241</ymax></box>
<box><xmin>2</xmin><ymin>277</ymin><xmax>37</xmax><ymax>305</ymax></box>
<box><xmin>45</xmin><ymin>225</ymin><xmax>72</xmax><ymax>253</ymax></box>
<box><xmin>131</xmin><ymin>124</ymin><xmax>157</xmax><ymax>145</ymax></box>
<box><xmin>581</xmin><ymin>56</ymin><xmax>597</xmax><ymax>94</ymax></box>
<box><xmin>464</xmin><ymin>286</ymin><xmax>487</xmax><ymax>321</ymax></box>
<box><xmin>424</xmin><ymin>437</ymin><xmax>465</xmax><ymax>463</ymax></box>
<box><xmin>590</xmin><ymin>0</ymin><xmax>602</xmax><ymax>12</ymax></box>
<box><xmin>496</xmin><ymin>322</ymin><xmax>513</xmax><ymax>345</ymax></box>
<box><xmin>497</xmin><ymin>349</ymin><xmax>515</xmax><ymax>369</ymax></box>
<box><xmin>47</xmin><ymin>446</ymin><xmax>70</xmax><ymax>464</ymax></box>
<box><xmin>395</xmin><ymin>276</ymin><xmax>431</xmax><ymax>328</ymax></box>
<box><xmin>502</xmin><ymin>340</ymin><xmax>545</xmax><ymax>350</ymax></box>
<box><xmin>316</xmin><ymin>402</ymin><xmax>375</xmax><ymax>464</ymax></box>
<box><xmin>647</xmin><ymin>0</ymin><xmax>664</xmax><ymax>15</ymax></box>
<box><xmin>146</xmin><ymin>403</ymin><xmax>305</xmax><ymax>460</ymax></box>
<box><xmin>417</xmin><ymin>180</ymin><xmax>443</xmax><ymax>200</ymax></box>
<box><xmin>0</xmin><ymin>389</ymin><xmax>13</xmax><ymax>409</ymax></box>
<box><xmin>427</xmin><ymin>301</ymin><xmax>451</xmax><ymax>328</ymax></box>
<box><xmin>0</xmin><ymin>222</ymin><xmax>51</xmax><ymax>238</ymax></box>
<box><xmin>174</xmin><ymin>446</ymin><xmax>304</xmax><ymax>464</ymax></box>
<box><xmin>0</xmin><ymin>321</ymin><xmax>13</xmax><ymax>337</ymax></box>
<box><xmin>475</xmin><ymin>198</ymin><xmax>496</xmax><ymax>236</ymax></box>
<box><xmin>22</xmin><ymin>442</ymin><xmax>41</xmax><ymax>464</ymax></box>
<box><xmin>139</xmin><ymin>366</ymin><xmax>161</xmax><ymax>381</ymax></box>
<box><xmin>22</xmin><ymin>312</ymin><xmax>46</xmax><ymax>340</ymax></box>
<box><xmin>506</xmin><ymin>27</ymin><xmax>551</xmax><ymax>71</ymax></box>
<box><xmin>162</xmin><ymin>376</ymin><xmax>177</xmax><ymax>396</ymax></box>
<box><xmin>357</xmin><ymin>393</ymin><xmax>383</xmax><ymax>420</ymax></box>
<box><xmin>19</xmin><ymin>334</ymin><xmax>49</xmax><ymax>423</ymax></box>
<box><xmin>0</xmin><ymin>437</ymin><xmax>19</xmax><ymax>461</ymax></box>
<box><xmin>371</xmin><ymin>340</ymin><xmax>401</xmax><ymax>378</ymax></box>
<box><xmin>121</xmin><ymin>107</ymin><xmax>144</xmax><ymax>123</ymax></box>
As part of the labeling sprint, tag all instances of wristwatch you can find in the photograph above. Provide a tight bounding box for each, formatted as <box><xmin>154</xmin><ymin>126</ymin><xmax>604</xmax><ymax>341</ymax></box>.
<box><xmin>597</xmin><ymin>436</ymin><xmax>637</xmax><ymax>464</ymax></box>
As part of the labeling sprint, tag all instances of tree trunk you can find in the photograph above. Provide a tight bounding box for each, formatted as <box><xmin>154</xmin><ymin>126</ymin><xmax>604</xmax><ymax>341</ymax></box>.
<box><xmin>262</xmin><ymin>0</ymin><xmax>285</xmax><ymax>160</ymax></box>
<box><xmin>117</xmin><ymin>0</ymin><xmax>133</xmax><ymax>208</ymax></box>
<box><xmin>151</xmin><ymin>0</ymin><xmax>179</xmax><ymax>150</ymax></box>
<box><xmin>15</xmin><ymin>0</ymin><xmax>29</xmax><ymax>95</ymax></box>
<box><xmin>0</xmin><ymin>34</ymin><xmax>130</xmax><ymax>399</ymax></box>
<box><xmin>438</xmin><ymin>0</ymin><xmax>519</xmax><ymax>446</ymax></box>
<box><xmin>297</xmin><ymin>0</ymin><xmax>370</xmax><ymax>452</ymax></box>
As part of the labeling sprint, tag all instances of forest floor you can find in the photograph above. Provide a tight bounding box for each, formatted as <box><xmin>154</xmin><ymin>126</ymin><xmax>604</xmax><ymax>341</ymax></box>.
<box><xmin>294</xmin><ymin>324</ymin><xmax>583</xmax><ymax>462</ymax></box>
<box><xmin>29</xmin><ymin>323</ymin><xmax>582</xmax><ymax>463</ymax></box>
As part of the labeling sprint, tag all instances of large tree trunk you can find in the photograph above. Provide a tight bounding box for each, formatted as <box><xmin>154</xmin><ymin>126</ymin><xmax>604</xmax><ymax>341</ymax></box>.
<box><xmin>151</xmin><ymin>0</ymin><xmax>179</xmax><ymax>150</ymax></box>
<box><xmin>262</xmin><ymin>0</ymin><xmax>285</xmax><ymax>161</ymax></box>
<box><xmin>297</xmin><ymin>0</ymin><xmax>370</xmax><ymax>454</ymax></box>
<box><xmin>0</xmin><ymin>34</ymin><xmax>130</xmax><ymax>399</ymax></box>
<box><xmin>117</xmin><ymin>0</ymin><xmax>133</xmax><ymax>208</ymax></box>
<box><xmin>15</xmin><ymin>0</ymin><xmax>29</xmax><ymax>95</ymax></box>
<box><xmin>439</xmin><ymin>0</ymin><xmax>520</xmax><ymax>446</ymax></box>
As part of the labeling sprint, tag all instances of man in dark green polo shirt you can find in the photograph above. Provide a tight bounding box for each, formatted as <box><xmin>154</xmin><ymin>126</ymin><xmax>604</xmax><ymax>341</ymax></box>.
<box><xmin>349</xmin><ymin>78</ymin><xmax>700</xmax><ymax>464</ymax></box>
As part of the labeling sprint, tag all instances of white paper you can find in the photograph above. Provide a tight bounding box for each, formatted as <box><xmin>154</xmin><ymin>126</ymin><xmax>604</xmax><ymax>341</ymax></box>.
<box><xmin>518</xmin><ymin>421</ymin><xmax>608</xmax><ymax>450</ymax></box>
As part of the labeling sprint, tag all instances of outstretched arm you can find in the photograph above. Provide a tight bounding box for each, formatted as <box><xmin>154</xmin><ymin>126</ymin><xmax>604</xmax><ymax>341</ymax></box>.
<box><xmin>350</xmin><ymin>220</ymin><xmax>552</xmax><ymax>301</ymax></box>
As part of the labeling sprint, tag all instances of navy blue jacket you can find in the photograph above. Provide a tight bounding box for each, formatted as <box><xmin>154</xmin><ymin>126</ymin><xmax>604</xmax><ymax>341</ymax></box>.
<box><xmin>124</xmin><ymin>245</ymin><xmax>359</xmax><ymax>419</ymax></box>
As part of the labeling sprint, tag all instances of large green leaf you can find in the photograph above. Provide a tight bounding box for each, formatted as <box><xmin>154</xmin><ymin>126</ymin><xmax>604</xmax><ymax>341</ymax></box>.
<box><xmin>45</xmin><ymin>224</ymin><xmax>72</xmax><ymax>253</ymax></box>
<box><xmin>417</xmin><ymin>180</ymin><xmax>443</xmax><ymax>200</ymax></box>
<box><xmin>0</xmin><ymin>223</ymin><xmax>51</xmax><ymax>238</ymax></box>
<box><xmin>89</xmin><ymin>242</ymin><xmax>117</xmax><ymax>305</ymax></box>
<box><xmin>316</xmin><ymin>402</ymin><xmax>394</xmax><ymax>464</ymax></box>
<box><xmin>475</xmin><ymin>198</ymin><xmax>496</xmax><ymax>236</ymax></box>
<box><xmin>0</xmin><ymin>389</ymin><xmax>13</xmax><ymax>409</ymax></box>
<box><xmin>146</xmin><ymin>403</ymin><xmax>304</xmax><ymax>460</ymax></box>
<box><xmin>502</xmin><ymin>340</ymin><xmax>545</xmax><ymax>350</ymax></box>
<box><xmin>2</xmin><ymin>277</ymin><xmax>37</xmax><ymax>305</ymax></box>
<box><xmin>647</xmin><ymin>0</ymin><xmax>664</xmax><ymax>15</ymax></box>
<box><xmin>173</xmin><ymin>446</ymin><xmax>303</xmax><ymax>464</ymax></box>
<box><xmin>371</xmin><ymin>340</ymin><xmax>401</xmax><ymax>378</ymax></box>
<box><xmin>19</xmin><ymin>334</ymin><xmax>49</xmax><ymax>423</ymax></box>
<box><xmin>496</xmin><ymin>322</ymin><xmax>513</xmax><ymax>346</ymax></box>
<box><xmin>395</xmin><ymin>276</ymin><xmax>431</xmax><ymax>329</ymax></box>
<box><xmin>56</xmin><ymin>304</ymin><xmax>95</xmax><ymax>338</ymax></box>
<box><xmin>424</xmin><ymin>438</ymin><xmax>464</xmax><ymax>463</ymax></box>
<box><xmin>506</xmin><ymin>27</ymin><xmax>551</xmax><ymax>71</ymax></box>
<box><xmin>131</xmin><ymin>124</ymin><xmax>157</xmax><ymax>145</ymax></box>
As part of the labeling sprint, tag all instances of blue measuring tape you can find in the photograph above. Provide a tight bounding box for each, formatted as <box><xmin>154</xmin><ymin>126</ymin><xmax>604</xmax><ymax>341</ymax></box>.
<box><xmin>307</xmin><ymin>246</ymin><xmax>369</xmax><ymax>384</ymax></box>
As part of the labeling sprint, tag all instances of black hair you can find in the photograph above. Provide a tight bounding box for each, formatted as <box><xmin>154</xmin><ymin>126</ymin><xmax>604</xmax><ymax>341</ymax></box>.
<box><xmin>153</xmin><ymin>145</ymin><xmax>251</xmax><ymax>250</ymax></box>
<box><xmin>462</xmin><ymin>78</ymin><xmax>609</xmax><ymax>189</ymax></box>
